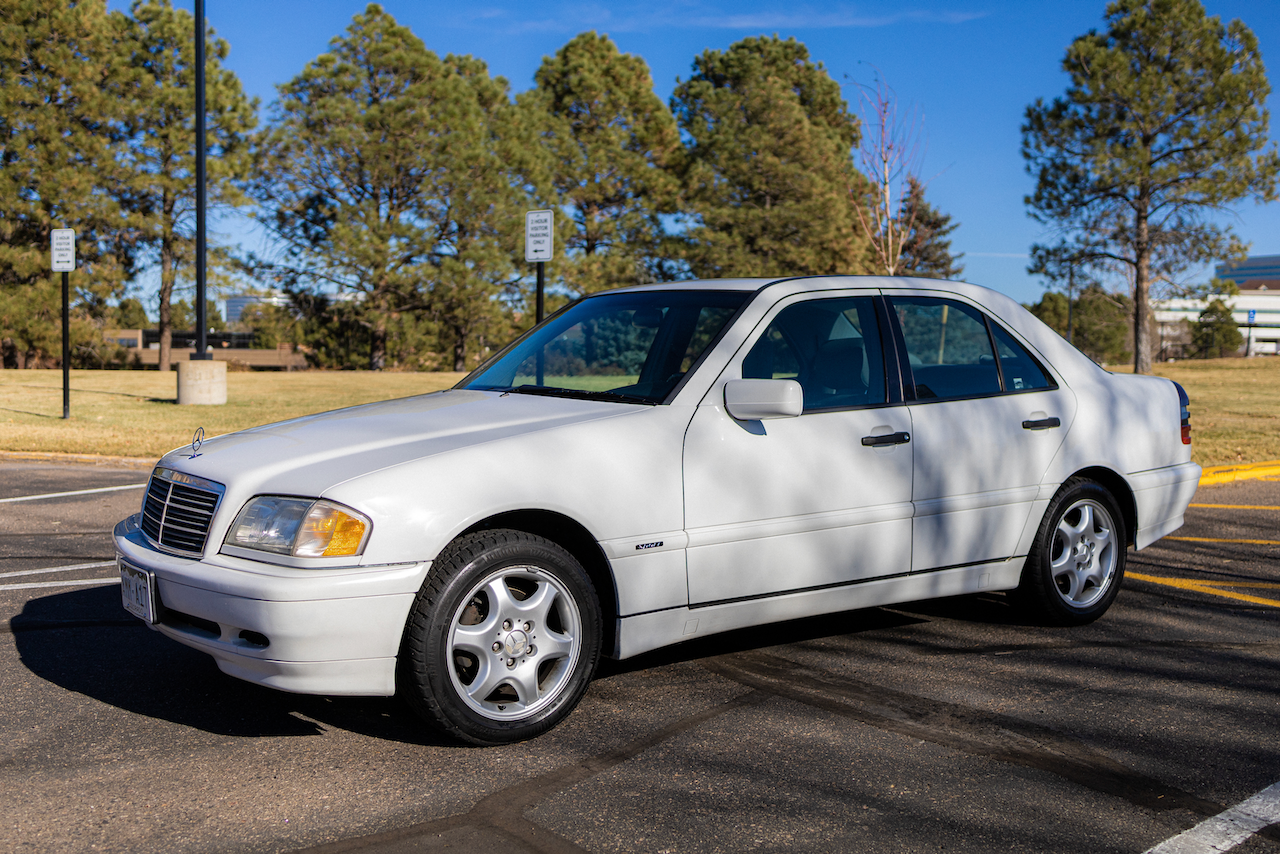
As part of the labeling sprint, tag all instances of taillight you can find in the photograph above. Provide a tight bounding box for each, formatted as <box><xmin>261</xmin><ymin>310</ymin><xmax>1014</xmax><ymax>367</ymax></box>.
<box><xmin>1173</xmin><ymin>381</ymin><xmax>1191</xmax><ymax>445</ymax></box>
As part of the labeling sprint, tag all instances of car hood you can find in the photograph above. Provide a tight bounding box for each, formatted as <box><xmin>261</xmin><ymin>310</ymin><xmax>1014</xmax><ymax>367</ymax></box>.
<box><xmin>157</xmin><ymin>389</ymin><xmax>636</xmax><ymax>498</ymax></box>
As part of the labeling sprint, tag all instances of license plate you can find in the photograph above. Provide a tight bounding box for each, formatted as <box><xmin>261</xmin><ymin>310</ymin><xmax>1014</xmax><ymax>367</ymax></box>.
<box><xmin>119</xmin><ymin>560</ymin><xmax>157</xmax><ymax>624</ymax></box>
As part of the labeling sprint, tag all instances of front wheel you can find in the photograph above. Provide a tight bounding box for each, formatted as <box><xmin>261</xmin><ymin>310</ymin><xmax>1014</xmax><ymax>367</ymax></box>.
<box><xmin>1016</xmin><ymin>478</ymin><xmax>1127</xmax><ymax>626</ymax></box>
<box><xmin>399</xmin><ymin>529</ymin><xmax>602</xmax><ymax>745</ymax></box>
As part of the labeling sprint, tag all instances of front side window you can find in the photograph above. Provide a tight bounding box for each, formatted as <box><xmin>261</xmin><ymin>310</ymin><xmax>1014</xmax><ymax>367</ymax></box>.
<box><xmin>742</xmin><ymin>296</ymin><xmax>887</xmax><ymax>410</ymax></box>
<box><xmin>462</xmin><ymin>290</ymin><xmax>749</xmax><ymax>405</ymax></box>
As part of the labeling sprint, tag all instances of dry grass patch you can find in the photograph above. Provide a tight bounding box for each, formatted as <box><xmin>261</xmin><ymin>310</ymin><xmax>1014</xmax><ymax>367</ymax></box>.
<box><xmin>0</xmin><ymin>370</ymin><xmax>464</xmax><ymax>460</ymax></box>
<box><xmin>1150</xmin><ymin>358</ymin><xmax>1280</xmax><ymax>467</ymax></box>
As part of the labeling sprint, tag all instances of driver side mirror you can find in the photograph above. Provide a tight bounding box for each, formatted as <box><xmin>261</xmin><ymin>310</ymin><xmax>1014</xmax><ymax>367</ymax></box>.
<box><xmin>724</xmin><ymin>379</ymin><xmax>803</xmax><ymax>420</ymax></box>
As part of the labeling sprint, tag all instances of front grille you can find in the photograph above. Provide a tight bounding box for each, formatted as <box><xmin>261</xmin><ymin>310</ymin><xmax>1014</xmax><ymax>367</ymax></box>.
<box><xmin>141</xmin><ymin>468</ymin><xmax>225</xmax><ymax>556</ymax></box>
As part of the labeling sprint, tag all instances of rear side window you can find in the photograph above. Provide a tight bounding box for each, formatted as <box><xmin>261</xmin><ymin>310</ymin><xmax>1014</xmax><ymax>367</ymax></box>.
<box><xmin>892</xmin><ymin>297</ymin><xmax>1000</xmax><ymax>399</ymax></box>
<box><xmin>742</xmin><ymin>296</ymin><xmax>887</xmax><ymax>411</ymax></box>
<box><xmin>990</xmin><ymin>323</ymin><xmax>1052</xmax><ymax>391</ymax></box>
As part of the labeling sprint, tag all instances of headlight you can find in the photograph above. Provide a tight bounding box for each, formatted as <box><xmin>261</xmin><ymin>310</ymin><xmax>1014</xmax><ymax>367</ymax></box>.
<box><xmin>225</xmin><ymin>497</ymin><xmax>370</xmax><ymax>558</ymax></box>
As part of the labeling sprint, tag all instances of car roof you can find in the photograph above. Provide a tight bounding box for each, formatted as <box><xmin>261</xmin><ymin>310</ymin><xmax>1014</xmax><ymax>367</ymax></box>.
<box><xmin>609</xmin><ymin>275</ymin><xmax>1110</xmax><ymax>384</ymax></box>
<box><xmin>612</xmin><ymin>275</ymin><xmax>992</xmax><ymax>295</ymax></box>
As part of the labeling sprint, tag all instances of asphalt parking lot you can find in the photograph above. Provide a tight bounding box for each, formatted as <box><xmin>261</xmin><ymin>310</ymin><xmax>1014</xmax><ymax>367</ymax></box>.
<box><xmin>1</xmin><ymin>458</ymin><xmax>1277</xmax><ymax>854</ymax></box>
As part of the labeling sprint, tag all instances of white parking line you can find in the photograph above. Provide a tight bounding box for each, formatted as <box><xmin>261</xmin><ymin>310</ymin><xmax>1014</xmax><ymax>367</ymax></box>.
<box><xmin>1145</xmin><ymin>781</ymin><xmax>1280</xmax><ymax>853</ymax></box>
<box><xmin>0</xmin><ymin>577</ymin><xmax>120</xmax><ymax>591</ymax></box>
<box><xmin>0</xmin><ymin>561</ymin><xmax>117</xmax><ymax>580</ymax></box>
<box><xmin>0</xmin><ymin>483</ymin><xmax>145</xmax><ymax>504</ymax></box>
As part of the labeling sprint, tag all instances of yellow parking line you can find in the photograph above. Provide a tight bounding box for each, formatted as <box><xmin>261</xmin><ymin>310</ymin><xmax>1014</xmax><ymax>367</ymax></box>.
<box><xmin>1128</xmin><ymin>572</ymin><xmax>1280</xmax><ymax>608</ymax></box>
<box><xmin>1164</xmin><ymin>536</ymin><xmax>1280</xmax><ymax>546</ymax></box>
<box><xmin>1189</xmin><ymin>504</ymin><xmax>1280</xmax><ymax>510</ymax></box>
<box><xmin>1190</xmin><ymin>580</ymin><xmax>1280</xmax><ymax>589</ymax></box>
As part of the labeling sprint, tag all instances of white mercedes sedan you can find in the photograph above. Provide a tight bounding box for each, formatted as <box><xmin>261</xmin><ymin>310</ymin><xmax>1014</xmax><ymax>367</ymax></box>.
<box><xmin>115</xmin><ymin>276</ymin><xmax>1200</xmax><ymax>744</ymax></box>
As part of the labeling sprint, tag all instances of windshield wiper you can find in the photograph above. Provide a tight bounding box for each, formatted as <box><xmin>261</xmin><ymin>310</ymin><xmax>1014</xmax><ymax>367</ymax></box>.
<box><xmin>508</xmin><ymin>385</ymin><xmax>651</xmax><ymax>405</ymax></box>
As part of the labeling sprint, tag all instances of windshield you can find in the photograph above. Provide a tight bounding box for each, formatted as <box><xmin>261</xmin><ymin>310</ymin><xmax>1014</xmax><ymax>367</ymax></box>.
<box><xmin>461</xmin><ymin>290</ymin><xmax>750</xmax><ymax>404</ymax></box>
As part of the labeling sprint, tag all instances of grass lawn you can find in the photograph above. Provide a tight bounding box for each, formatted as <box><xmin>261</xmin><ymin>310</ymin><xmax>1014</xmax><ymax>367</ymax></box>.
<box><xmin>0</xmin><ymin>358</ymin><xmax>1275</xmax><ymax>465</ymax></box>
<box><xmin>1150</xmin><ymin>357</ymin><xmax>1280</xmax><ymax>466</ymax></box>
<box><xmin>0</xmin><ymin>370</ymin><xmax>464</xmax><ymax>459</ymax></box>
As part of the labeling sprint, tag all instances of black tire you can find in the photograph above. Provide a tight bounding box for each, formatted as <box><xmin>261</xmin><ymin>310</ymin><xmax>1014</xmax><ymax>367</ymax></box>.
<box><xmin>1016</xmin><ymin>477</ymin><xmax>1127</xmax><ymax>626</ymax></box>
<box><xmin>399</xmin><ymin>529</ymin><xmax>602</xmax><ymax>745</ymax></box>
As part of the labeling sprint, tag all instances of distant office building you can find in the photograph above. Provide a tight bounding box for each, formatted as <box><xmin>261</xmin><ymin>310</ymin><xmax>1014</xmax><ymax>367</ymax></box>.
<box><xmin>1153</xmin><ymin>255</ymin><xmax>1280</xmax><ymax>357</ymax></box>
<box><xmin>1216</xmin><ymin>254</ymin><xmax>1280</xmax><ymax>290</ymax></box>
<box><xmin>224</xmin><ymin>291</ymin><xmax>290</xmax><ymax>324</ymax></box>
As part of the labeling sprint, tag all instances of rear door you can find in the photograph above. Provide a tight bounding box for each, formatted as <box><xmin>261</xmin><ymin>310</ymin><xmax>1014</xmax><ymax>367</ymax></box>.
<box><xmin>886</xmin><ymin>294</ymin><xmax>1076</xmax><ymax>571</ymax></box>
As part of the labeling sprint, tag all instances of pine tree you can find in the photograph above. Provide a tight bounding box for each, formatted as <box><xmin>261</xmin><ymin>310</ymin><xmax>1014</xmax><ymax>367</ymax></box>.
<box><xmin>252</xmin><ymin>5</ymin><xmax>531</xmax><ymax>370</ymax></box>
<box><xmin>1023</xmin><ymin>0</ymin><xmax>1280</xmax><ymax>374</ymax></box>
<box><xmin>897</xmin><ymin>177</ymin><xmax>963</xmax><ymax>279</ymax></box>
<box><xmin>113</xmin><ymin>0</ymin><xmax>257</xmax><ymax>371</ymax></box>
<box><xmin>426</xmin><ymin>54</ymin><xmax>537</xmax><ymax>371</ymax></box>
<box><xmin>670</xmin><ymin>36</ymin><xmax>869</xmax><ymax>278</ymax></box>
<box><xmin>1191</xmin><ymin>298</ymin><xmax>1243</xmax><ymax>358</ymax></box>
<box><xmin>0</xmin><ymin>0</ymin><xmax>131</xmax><ymax>368</ymax></box>
<box><xmin>113</xmin><ymin>297</ymin><xmax>150</xmax><ymax>329</ymax></box>
<box><xmin>524</xmin><ymin>32</ymin><xmax>680</xmax><ymax>297</ymax></box>
<box><xmin>1028</xmin><ymin>286</ymin><xmax>1133</xmax><ymax>365</ymax></box>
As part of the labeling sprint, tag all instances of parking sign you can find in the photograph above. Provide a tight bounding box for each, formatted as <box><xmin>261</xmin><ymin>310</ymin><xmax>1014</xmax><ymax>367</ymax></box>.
<box><xmin>51</xmin><ymin>229</ymin><xmax>75</xmax><ymax>272</ymax></box>
<box><xmin>525</xmin><ymin>210</ymin><xmax>553</xmax><ymax>262</ymax></box>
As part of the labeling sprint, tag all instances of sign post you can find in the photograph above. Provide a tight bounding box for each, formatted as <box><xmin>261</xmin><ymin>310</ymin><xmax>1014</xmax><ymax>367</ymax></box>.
<box><xmin>525</xmin><ymin>210</ymin><xmax>553</xmax><ymax>386</ymax></box>
<box><xmin>51</xmin><ymin>229</ymin><xmax>75</xmax><ymax>419</ymax></box>
<box><xmin>525</xmin><ymin>209</ymin><xmax>553</xmax><ymax>322</ymax></box>
<box><xmin>1248</xmin><ymin>308</ymin><xmax>1257</xmax><ymax>356</ymax></box>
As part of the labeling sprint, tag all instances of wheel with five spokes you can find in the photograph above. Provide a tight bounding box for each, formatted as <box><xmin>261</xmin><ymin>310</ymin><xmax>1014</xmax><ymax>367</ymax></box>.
<box><xmin>1016</xmin><ymin>478</ymin><xmax>1127</xmax><ymax>626</ymax></box>
<box><xmin>399</xmin><ymin>529</ymin><xmax>601</xmax><ymax>745</ymax></box>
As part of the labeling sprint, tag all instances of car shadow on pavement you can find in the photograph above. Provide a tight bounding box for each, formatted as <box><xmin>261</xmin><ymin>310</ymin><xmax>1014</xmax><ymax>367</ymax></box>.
<box><xmin>12</xmin><ymin>585</ymin><xmax>452</xmax><ymax>746</ymax></box>
<box><xmin>885</xmin><ymin>590</ymin><xmax>1043</xmax><ymax>626</ymax></box>
<box><xmin>600</xmin><ymin>601</ymin><xmax>933</xmax><ymax>678</ymax></box>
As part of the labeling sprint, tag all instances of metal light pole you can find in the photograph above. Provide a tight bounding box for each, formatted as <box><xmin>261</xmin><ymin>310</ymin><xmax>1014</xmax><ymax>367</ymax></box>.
<box><xmin>175</xmin><ymin>0</ymin><xmax>225</xmax><ymax>404</ymax></box>
<box><xmin>192</xmin><ymin>0</ymin><xmax>210</xmax><ymax>361</ymax></box>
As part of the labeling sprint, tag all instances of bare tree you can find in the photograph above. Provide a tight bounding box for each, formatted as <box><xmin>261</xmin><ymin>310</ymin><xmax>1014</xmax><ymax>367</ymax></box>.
<box><xmin>851</xmin><ymin>71</ymin><xmax>924</xmax><ymax>275</ymax></box>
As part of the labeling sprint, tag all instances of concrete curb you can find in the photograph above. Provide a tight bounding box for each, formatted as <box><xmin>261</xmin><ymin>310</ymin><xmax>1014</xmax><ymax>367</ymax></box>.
<box><xmin>1199</xmin><ymin>460</ymin><xmax>1280</xmax><ymax>487</ymax></box>
<box><xmin>0</xmin><ymin>450</ymin><xmax>156</xmax><ymax>470</ymax></box>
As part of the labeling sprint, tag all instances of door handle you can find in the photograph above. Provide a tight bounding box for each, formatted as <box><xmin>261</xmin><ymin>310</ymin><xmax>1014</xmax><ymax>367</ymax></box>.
<box><xmin>861</xmin><ymin>431</ymin><xmax>911</xmax><ymax>446</ymax></box>
<box><xmin>1021</xmin><ymin>417</ymin><xmax>1061</xmax><ymax>430</ymax></box>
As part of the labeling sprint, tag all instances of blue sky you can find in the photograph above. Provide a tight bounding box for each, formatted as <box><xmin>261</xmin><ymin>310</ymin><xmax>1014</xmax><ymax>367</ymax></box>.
<box><xmin>141</xmin><ymin>0</ymin><xmax>1280</xmax><ymax>305</ymax></box>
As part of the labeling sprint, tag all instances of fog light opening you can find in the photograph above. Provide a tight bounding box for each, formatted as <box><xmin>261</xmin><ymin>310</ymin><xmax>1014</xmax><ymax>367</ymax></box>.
<box><xmin>237</xmin><ymin>630</ymin><xmax>270</xmax><ymax>648</ymax></box>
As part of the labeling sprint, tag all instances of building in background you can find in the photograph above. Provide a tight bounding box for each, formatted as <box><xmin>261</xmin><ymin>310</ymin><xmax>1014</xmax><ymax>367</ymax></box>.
<box><xmin>1154</xmin><ymin>255</ymin><xmax>1280</xmax><ymax>358</ymax></box>
<box><xmin>223</xmin><ymin>291</ymin><xmax>291</xmax><ymax>324</ymax></box>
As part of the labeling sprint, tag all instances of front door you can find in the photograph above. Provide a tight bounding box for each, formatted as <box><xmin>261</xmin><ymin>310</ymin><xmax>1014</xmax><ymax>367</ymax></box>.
<box><xmin>682</xmin><ymin>293</ymin><xmax>914</xmax><ymax>605</ymax></box>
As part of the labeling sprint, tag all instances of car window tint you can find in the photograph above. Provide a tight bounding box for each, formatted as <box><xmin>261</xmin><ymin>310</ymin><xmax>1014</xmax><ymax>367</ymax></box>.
<box><xmin>990</xmin><ymin>322</ymin><xmax>1052</xmax><ymax>391</ymax></box>
<box><xmin>515</xmin><ymin>310</ymin><xmax>658</xmax><ymax>388</ymax></box>
<box><xmin>680</xmin><ymin>306</ymin><xmax>740</xmax><ymax>373</ymax></box>
<box><xmin>892</xmin><ymin>297</ymin><xmax>1000</xmax><ymax>400</ymax></box>
<box><xmin>742</xmin><ymin>297</ymin><xmax>887</xmax><ymax>410</ymax></box>
<box><xmin>462</xmin><ymin>290</ymin><xmax>748</xmax><ymax>404</ymax></box>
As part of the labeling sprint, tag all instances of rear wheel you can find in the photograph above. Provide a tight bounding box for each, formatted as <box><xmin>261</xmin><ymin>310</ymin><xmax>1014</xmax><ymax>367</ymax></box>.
<box><xmin>1017</xmin><ymin>478</ymin><xmax>1126</xmax><ymax>626</ymax></box>
<box><xmin>399</xmin><ymin>529</ymin><xmax>601</xmax><ymax>745</ymax></box>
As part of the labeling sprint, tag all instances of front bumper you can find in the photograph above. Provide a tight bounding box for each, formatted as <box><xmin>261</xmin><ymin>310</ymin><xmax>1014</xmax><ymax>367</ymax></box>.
<box><xmin>114</xmin><ymin>514</ymin><xmax>429</xmax><ymax>696</ymax></box>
